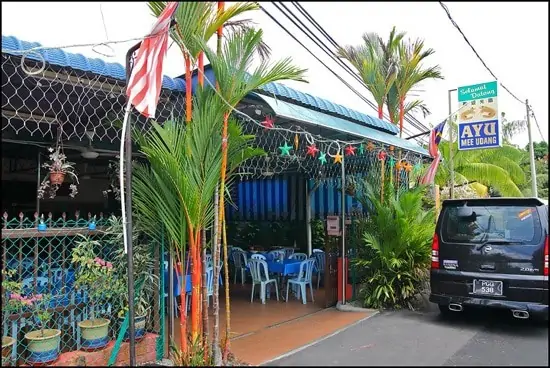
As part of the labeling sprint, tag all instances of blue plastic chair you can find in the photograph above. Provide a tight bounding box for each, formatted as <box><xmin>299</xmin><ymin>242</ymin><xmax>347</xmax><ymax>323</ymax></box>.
<box><xmin>249</xmin><ymin>259</ymin><xmax>279</xmax><ymax>304</ymax></box>
<box><xmin>286</xmin><ymin>258</ymin><xmax>316</xmax><ymax>304</ymax></box>
<box><xmin>313</xmin><ymin>251</ymin><xmax>326</xmax><ymax>289</ymax></box>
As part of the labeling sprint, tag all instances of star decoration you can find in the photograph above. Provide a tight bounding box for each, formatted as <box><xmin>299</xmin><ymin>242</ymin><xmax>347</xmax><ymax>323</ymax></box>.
<box><xmin>388</xmin><ymin>157</ymin><xmax>396</xmax><ymax>168</ymax></box>
<box><xmin>395</xmin><ymin>160</ymin><xmax>403</xmax><ymax>171</ymax></box>
<box><xmin>333</xmin><ymin>152</ymin><xmax>343</xmax><ymax>164</ymax></box>
<box><xmin>318</xmin><ymin>152</ymin><xmax>327</xmax><ymax>165</ymax></box>
<box><xmin>261</xmin><ymin>116</ymin><xmax>274</xmax><ymax>130</ymax></box>
<box><xmin>344</xmin><ymin>145</ymin><xmax>356</xmax><ymax>156</ymax></box>
<box><xmin>367</xmin><ymin>142</ymin><xmax>375</xmax><ymax>151</ymax></box>
<box><xmin>306</xmin><ymin>144</ymin><xmax>319</xmax><ymax>157</ymax></box>
<box><xmin>358</xmin><ymin>143</ymin><xmax>365</xmax><ymax>155</ymax></box>
<box><xmin>294</xmin><ymin>134</ymin><xmax>299</xmax><ymax>150</ymax></box>
<box><xmin>279</xmin><ymin>142</ymin><xmax>292</xmax><ymax>156</ymax></box>
<box><xmin>405</xmin><ymin>162</ymin><xmax>413</xmax><ymax>172</ymax></box>
<box><xmin>389</xmin><ymin>145</ymin><xmax>394</xmax><ymax>152</ymax></box>
<box><xmin>378</xmin><ymin>151</ymin><xmax>386</xmax><ymax>161</ymax></box>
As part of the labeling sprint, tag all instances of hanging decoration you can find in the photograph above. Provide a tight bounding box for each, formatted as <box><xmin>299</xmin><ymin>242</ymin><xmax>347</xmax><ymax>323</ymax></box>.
<box><xmin>367</xmin><ymin>142</ymin><xmax>375</xmax><ymax>151</ymax></box>
<box><xmin>344</xmin><ymin>145</ymin><xmax>356</xmax><ymax>156</ymax></box>
<box><xmin>388</xmin><ymin>157</ymin><xmax>396</xmax><ymax>168</ymax></box>
<box><xmin>306</xmin><ymin>144</ymin><xmax>319</xmax><ymax>157</ymax></box>
<box><xmin>333</xmin><ymin>151</ymin><xmax>343</xmax><ymax>164</ymax></box>
<box><xmin>404</xmin><ymin>162</ymin><xmax>413</xmax><ymax>172</ymax></box>
<box><xmin>358</xmin><ymin>143</ymin><xmax>365</xmax><ymax>155</ymax></box>
<box><xmin>278</xmin><ymin>142</ymin><xmax>293</xmax><ymax>156</ymax></box>
<box><xmin>318</xmin><ymin>152</ymin><xmax>327</xmax><ymax>165</ymax></box>
<box><xmin>395</xmin><ymin>160</ymin><xmax>404</xmax><ymax>171</ymax></box>
<box><xmin>378</xmin><ymin>150</ymin><xmax>387</xmax><ymax>161</ymax></box>
<box><xmin>294</xmin><ymin>133</ymin><xmax>299</xmax><ymax>150</ymax></box>
<box><xmin>261</xmin><ymin>116</ymin><xmax>274</xmax><ymax>130</ymax></box>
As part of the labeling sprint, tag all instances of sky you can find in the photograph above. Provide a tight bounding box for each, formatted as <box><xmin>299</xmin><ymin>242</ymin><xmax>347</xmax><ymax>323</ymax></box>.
<box><xmin>2</xmin><ymin>1</ymin><xmax>548</xmax><ymax>148</ymax></box>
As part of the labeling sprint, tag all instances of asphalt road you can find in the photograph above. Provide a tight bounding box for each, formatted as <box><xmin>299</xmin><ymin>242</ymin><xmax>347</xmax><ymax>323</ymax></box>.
<box><xmin>268</xmin><ymin>304</ymin><xmax>548</xmax><ymax>366</ymax></box>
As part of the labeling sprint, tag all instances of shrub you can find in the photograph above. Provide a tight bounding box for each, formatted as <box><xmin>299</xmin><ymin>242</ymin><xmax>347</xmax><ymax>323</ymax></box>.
<box><xmin>353</xmin><ymin>182</ymin><xmax>435</xmax><ymax>310</ymax></box>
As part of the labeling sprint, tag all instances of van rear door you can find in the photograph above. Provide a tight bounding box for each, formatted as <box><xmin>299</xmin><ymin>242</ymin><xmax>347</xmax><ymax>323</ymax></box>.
<box><xmin>438</xmin><ymin>199</ymin><xmax>546</xmax><ymax>277</ymax></box>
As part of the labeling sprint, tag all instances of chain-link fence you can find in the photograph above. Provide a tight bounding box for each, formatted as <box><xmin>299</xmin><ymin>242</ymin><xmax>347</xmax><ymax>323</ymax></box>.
<box><xmin>1</xmin><ymin>212</ymin><xmax>165</xmax><ymax>367</ymax></box>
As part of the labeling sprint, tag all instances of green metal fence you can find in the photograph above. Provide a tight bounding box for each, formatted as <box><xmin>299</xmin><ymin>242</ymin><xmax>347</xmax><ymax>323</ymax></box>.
<box><xmin>1</xmin><ymin>211</ymin><xmax>165</xmax><ymax>367</ymax></box>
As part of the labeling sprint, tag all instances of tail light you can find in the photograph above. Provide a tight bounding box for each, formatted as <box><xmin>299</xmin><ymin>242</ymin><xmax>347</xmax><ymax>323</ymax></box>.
<box><xmin>544</xmin><ymin>235</ymin><xmax>548</xmax><ymax>277</ymax></box>
<box><xmin>431</xmin><ymin>233</ymin><xmax>440</xmax><ymax>269</ymax></box>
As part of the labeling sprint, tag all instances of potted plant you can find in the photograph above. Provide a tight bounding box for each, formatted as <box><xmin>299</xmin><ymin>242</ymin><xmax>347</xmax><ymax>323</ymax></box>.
<box><xmin>71</xmin><ymin>235</ymin><xmax>115</xmax><ymax>350</ymax></box>
<box><xmin>37</xmin><ymin>146</ymin><xmax>79</xmax><ymax>199</ymax></box>
<box><xmin>2</xmin><ymin>269</ymin><xmax>23</xmax><ymax>366</ymax></box>
<box><xmin>22</xmin><ymin>294</ymin><xmax>61</xmax><ymax>365</ymax></box>
<box><xmin>106</xmin><ymin>216</ymin><xmax>158</xmax><ymax>341</ymax></box>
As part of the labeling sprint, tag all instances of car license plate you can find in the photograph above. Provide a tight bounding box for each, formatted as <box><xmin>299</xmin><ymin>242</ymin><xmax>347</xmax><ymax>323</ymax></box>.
<box><xmin>473</xmin><ymin>279</ymin><xmax>503</xmax><ymax>296</ymax></box>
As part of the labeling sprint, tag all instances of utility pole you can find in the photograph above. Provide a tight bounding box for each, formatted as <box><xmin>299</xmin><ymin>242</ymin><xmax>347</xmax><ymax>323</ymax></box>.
<box><xmin>448</xmin><ymin>89</ymin><xmax>457</xmax><ymax>199</ymax></box>
<box><xmin>525</xmin><ymin>99</ymin><xmax>538</xmax><ymax>197</ymax></box>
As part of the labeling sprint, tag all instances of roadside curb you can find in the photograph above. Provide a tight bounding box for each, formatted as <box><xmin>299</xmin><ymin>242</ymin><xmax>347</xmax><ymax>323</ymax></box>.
<box><xmin>259</xmin><ymin>310</ymin><xmax>380</xmax><ymax>366</ymax></box>
<box><xmin>336</xmin><ymin>302</ymin><xmax>379</xmax><ymax>313</ymax></box>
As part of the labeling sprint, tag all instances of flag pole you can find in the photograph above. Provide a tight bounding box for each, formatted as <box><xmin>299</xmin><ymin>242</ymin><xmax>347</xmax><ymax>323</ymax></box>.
<box><xmin>123</xmin><ymin>41</ymin><xmax>141</xmax><ymax>366</ymax></box>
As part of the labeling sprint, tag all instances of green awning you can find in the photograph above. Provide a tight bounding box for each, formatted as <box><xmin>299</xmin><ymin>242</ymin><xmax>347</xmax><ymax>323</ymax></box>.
<box><xmin>251</xmin><ymin>93</ymin><xmax>429</xmax><ymax>156</ymax></box>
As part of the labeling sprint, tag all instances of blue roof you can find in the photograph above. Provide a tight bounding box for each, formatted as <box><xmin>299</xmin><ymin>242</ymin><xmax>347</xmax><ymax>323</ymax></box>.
<box><xmin>259</xmin><ymin>82</ymin><xmax>399</xmax><ymax>135</ymax></box>
<box><xmin>187</xmin><ymin>67</ymin><xmax>399</xmax><ymax>135</ymax></box>
<box><xmin>3</xmin><ymin>35</ymin><xmax>399</xmax><ymax>135</ymax></box>
<box><xmin>1</xmin><ymin>35</ymin><xmax>186</xmax><ymax>92</ymax></box>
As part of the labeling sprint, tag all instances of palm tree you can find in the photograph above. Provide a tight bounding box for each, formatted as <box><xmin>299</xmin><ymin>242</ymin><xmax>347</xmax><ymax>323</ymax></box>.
<box><xmin>501</xmin><ymin>111</ymin><xmax>527</xmax><ymax>144</ymax></box>
<box><xmin>394</xmin><ymin>39</ymin><xmax>444</xmax><ymax>137</ymax></box>
<box><xmin>132</xmin><ymin>27</ymin><xmax>306</xmax><ymax>363</ymax></box>
<box><xmin>199</xmin><ymin>27</ymin><xmax>306</xmax><ymax>362</ymax></box>
<box><xmin>338</xmin><ymin>27</ymin><xmax>404</xmax><ymax>119</ymax></box>
<box><xmin>433</xmin><ymin>140</ymin><xmax>527</xmax><ymax>198</ymax></box>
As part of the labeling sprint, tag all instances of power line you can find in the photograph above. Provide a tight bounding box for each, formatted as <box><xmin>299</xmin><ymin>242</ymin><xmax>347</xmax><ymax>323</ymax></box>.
<box><xmin>528</xmin><ymin>106</ymin><xmax>547</xmax><ymax>143</ymax></box>
<box><xmin>438</xmin><ymin>1</ymin><xmax>525</xmax><ymax>104</ymax></box>
<box><xmin>260</xmin><ymin>4</ymin><xmax>421</xmax><ymax>140</ymax></box>
<box><xmin>287</xmin><ymin>2</ymin><xmax>430</xmax><ymax>132</ymax></box>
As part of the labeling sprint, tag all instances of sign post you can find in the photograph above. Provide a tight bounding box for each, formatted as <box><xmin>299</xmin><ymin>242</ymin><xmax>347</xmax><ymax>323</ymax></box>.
<box><xmin>457</xmin><ymin>81</ymin><xmax>501</xmax><ymax>151</ymax></box>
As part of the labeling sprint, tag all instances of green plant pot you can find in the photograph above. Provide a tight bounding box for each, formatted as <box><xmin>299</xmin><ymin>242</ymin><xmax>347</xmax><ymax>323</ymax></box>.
<box><xmin>119</xmin><ymin>313</ymin><xmax>147</xmax><ymax>341</ymax></box>
<box><xmin>24</xmin><ymin>329</ymin><xmax>61</xmax><ymax>364</ymax></box>
<box><xmin>78</xmin><ymin>318</ymin><xmax>110</xmax><ymax>350</ymax></box>
<box><xmin>2</xmin><ymin>336</ymin><xmax>16</xmax><ymax>366</ymax></box>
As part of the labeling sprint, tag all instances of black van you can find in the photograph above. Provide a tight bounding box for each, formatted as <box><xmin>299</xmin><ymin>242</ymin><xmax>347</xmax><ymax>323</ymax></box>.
<box><xmin>429</xmin><ymin>197</ymin><xmax>548</xmax><ymax>321</ymax></box>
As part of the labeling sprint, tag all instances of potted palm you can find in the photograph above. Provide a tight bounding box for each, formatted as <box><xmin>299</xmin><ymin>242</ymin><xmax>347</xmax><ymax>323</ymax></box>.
<box><xmin>22</xmin><ymin>294</ymin><xmax>60</xmax><ymax>364</ymax></box>
<box><xmin>2</xmin><ymin>269</ymin><xmax>23</xmax><ymax>366</ymax></box>
<box><xmin>37</xmin><ymin>146</ymin><xmax>79</xmax><ymax>199</ymax></box>
<box><xmin>105</xmin><ymin>216</ymin><xmax>158</xmax><ymax>341</ymax></box>
<box><xmin>71</xmin><ymin>235</ymin><xmax>115</xmax><ymax>350</ymax></box>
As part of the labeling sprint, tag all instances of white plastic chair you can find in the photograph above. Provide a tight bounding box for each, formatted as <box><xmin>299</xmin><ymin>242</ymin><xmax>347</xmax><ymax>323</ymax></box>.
<box><xmin>231</xmin><ymin>250</ymin><xmax>248</xmax><ymax>285</ymax></box>
<box><xmin>249</xmin><ymin>259</ymin><xmax>279</xmax><ymax>304</ymax></box>
<box><xmin>289</xmin><ymin>253</ymin><xmax>308</xmax><ymax>261</ymax></box>
<box><xmin>267</xmin><ymin>250</ymin><xmax>285</xmax><ymax>262</ymax></box>
<box><xmin>313</xmin><ymin>251</ymin><xmax>326</xmax><ymax>289</ymax></box>
<box><xmin>204</xmin><ymin>253</ymin><xmax>213</xmax><ymax>267</ymax></box>
<box><xmin>250</xmin><ymin>253</ymin><xmax>266</xmax><ymax>261</ymax></box>
<box><xmin>283</xmin><ymin>248</ymin><xmax>295</xmax><ymax>259</ymax></box>
<box><xmin>286</xmin><ymin>258</ymin><xmax>316</xmax><ymax>304</ymax></box>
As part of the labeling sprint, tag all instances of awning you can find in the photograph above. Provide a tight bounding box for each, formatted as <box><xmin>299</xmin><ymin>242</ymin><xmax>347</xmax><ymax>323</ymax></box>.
<box><xmin>251</xmin><ymin>93</ymin><xmax>429</xmax><ymax>157</ymax></box>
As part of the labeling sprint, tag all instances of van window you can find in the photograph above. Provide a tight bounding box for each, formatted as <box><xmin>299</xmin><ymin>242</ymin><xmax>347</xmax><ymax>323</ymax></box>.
<box><xmin>441</xmin><ymin>205</ymin><xmax>542</xmax><ymax>244</ymax></box>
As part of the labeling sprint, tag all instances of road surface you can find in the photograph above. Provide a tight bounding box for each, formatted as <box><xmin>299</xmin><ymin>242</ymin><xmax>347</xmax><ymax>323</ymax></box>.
<box><xmin>269</xmin><ymin>304</ymin><xmax>548</xmax><ymax>366</ymax></box>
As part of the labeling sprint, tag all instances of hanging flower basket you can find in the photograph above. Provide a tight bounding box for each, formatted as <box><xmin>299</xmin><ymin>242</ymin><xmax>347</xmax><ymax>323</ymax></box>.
<box><xmin>49</xmin><ymin>171</ymin><xmax>66</xmax><ymax>185</ymax></box>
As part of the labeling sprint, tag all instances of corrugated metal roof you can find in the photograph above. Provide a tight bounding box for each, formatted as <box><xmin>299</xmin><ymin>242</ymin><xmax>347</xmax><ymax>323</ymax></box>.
<box><xmin>1</xmin><ymin>35</ymin><xmax>186</xmax><ymax>91</ymax></box>
<box><xmin>252</xmin><ymin>93</ymin><xmax>429</xmax><ymax>156</ymax></box>
<box><xmin>188</xmin><ymin>66</ymin><xmax>400</xmax><ymax>135</ymax></box>
<box><xmin>3</xmin><ymin>35</ymin><xmax>401</xmax><ymax>135</ymax></box>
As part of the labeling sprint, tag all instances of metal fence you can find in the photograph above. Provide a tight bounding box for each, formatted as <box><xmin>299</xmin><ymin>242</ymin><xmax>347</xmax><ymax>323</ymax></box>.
<box><xmin>1</xmin><ymin>211</ymin><xmax>165</xmax><ymax>367</ymax></box>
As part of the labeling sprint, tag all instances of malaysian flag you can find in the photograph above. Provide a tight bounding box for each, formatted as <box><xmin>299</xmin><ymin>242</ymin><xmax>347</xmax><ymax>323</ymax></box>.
<box><xmin>126</xmin><ymin>2</ymin><xmax>178</xmax><ymax>118</ymax></box>
<box><xmin>421</xmin><ymin>120</ymin><xmax>446</xmax><ymax>185</ymax></box>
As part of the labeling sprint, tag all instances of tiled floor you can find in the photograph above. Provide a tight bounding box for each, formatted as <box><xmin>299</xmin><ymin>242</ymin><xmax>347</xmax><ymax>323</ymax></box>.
<box><xmin>171</xmin><ymin>283</ymin><xmax>372</xmax><ymax>365</ymax></box>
